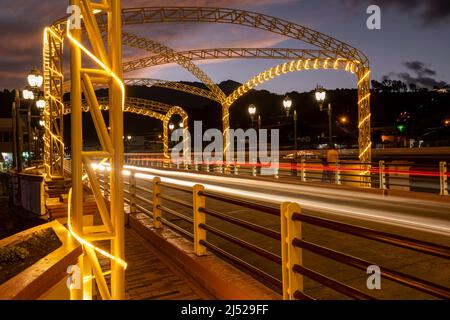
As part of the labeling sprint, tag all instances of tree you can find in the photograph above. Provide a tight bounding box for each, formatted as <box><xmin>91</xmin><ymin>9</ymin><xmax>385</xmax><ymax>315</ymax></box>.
<box><xmin>371</xmin><ymin>80</ymin><xmax>383</xmax><ymax>92</ymax></box>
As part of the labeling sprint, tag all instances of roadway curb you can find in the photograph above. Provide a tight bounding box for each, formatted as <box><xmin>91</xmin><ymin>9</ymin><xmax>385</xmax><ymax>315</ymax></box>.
<box><xmin>128</xmin><ymin>213</ymin><xmax>281</xmax><ymax>300</ymax></box>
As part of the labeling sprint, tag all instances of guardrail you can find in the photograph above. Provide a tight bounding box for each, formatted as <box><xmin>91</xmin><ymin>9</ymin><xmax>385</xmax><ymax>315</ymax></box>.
<box><xmin>94</xmin><ymin>164</ymin><xmax>450</xmax><ymax>300</ymax></box>
<box><xmin>124</xmin><ymin>153</ymin><xmax>450</xmax><ymax>196</ymax></box>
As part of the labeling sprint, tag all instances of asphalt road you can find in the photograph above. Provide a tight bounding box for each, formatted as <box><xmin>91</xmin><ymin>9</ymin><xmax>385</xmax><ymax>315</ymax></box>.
<box><xmin>121</xmin><ymin>164</ymin><xmax>450</xmax><ymax>299</ymax></box>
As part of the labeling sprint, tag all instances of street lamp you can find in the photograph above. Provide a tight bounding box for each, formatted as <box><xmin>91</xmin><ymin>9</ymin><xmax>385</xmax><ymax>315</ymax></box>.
<box><xmin>283</xmin><ymin>96</ymin><xmax>292</xmax><ymax>117</ymax></box>
<box><xmin>282</xmin><ymin>95</ymin><xmax>298</xmax><ymax>150</ymax></box>
<box><xmin>36</xmin><ymin>99</ymin><xmax>46</xmax><ymax>109</ymax></box>
<box><xmin>315</xmin><ymin>86</ymin><xmax>326</xmax><ymax>111</ymax></box>
<box><xmin>179</xmin><ymin>122</ymin><xmax>184</xmax><ymax>128</ymax></box>
<box><xmin>39</xmin><ymin>120</ymin><xmax>45</xmax><ymax>127</ymax></box>
<box><xmin>27</xmin><ymin>68</ymin><xmax>43</xmax><ymax>88</ymax></box>
<box><xmin>127</xmin><ymin>135</ymin><xmax>132</xmax><ymax>141</ymax></box>
<box><xmin>22</xmin><ymin>88</ymin><xmax>34</xmax><ymax>100</ymax></box>
<box><xmin>339</xmin><ymin>116</ymin><xmax>348</xmax><ymax>124</ymax></box>
<box><xmin>169</xmin><ymin>123</ymin><xmax>175</xmax><ymax>131</ymax></box>
<box><xmin>248</xmin><ymin>104</ymin><xmax>256</xmax><ymax>127</ymax></box>
<box><xmin>315</xmin><ymin>86</ymin><xmax>333</xmax><ymax>147</ymax></box>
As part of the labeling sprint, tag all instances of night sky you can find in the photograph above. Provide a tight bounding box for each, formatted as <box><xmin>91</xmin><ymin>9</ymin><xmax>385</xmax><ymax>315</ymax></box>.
<box><xmin>0</xmin><ymin>0</ymin><xmax>449</xmax><ymax>93</ymax></box>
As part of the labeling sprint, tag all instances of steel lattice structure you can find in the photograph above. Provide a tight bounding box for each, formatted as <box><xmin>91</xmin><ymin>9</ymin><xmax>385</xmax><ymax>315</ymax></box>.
<box><xmin>43</xmin><ymin>26</ymin><xmax>65</xmax><ymax>179</ymax></box>
<box><xmin>123</xmin><ymin>48</ymin><xmax>347</xmax><ymax>72</ymax></box>
<box><xmin>124</xmin><ymin>78</ymin><xmax>219</xmax><ymax>102</ymax></box>
<box><xmin>62</xmin><ymin>97</ymin><xmax>189</xmax><ymax>159</ymax></box>
<box><xmin>122</xmin><ymin>32</ymin><xmax>227</xmax><ymax>104</ymax></box>
<box><xmin>66</xmin><ymin>0</ymin><xmax>125</xmax><ymax>300</ymax></box>
<box><xmin>107</xmin><ymin>6</ymin><xmax>370</xmax><ymax>164</ymax></box>
<box><xmin>120</xmin><ymin>33</ymin><xmax>232</xmax><ymax>158</ymax></box>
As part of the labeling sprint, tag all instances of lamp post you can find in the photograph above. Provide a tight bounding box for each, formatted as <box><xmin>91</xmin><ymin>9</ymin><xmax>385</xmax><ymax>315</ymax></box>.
<box><xmin>23</xmin><ymin>86</ymin><xmax>37</xmax><ymax>166</ymax></box>
<box><xmin>26</xmin><ymin>68</ymin><xmax>44</xmax><ymax>163</ymax></box>
<box><xmin>248</xmin><ymin>104</ymin><xmax>256</xmax><ymax>128</ymax></box>
<box><xmin>315</xmin><ymin>86</ymin><xmax>333</xmax><ymax>147</ymax></box>
<box><xmin>27</xmin><ymin>68</ymin><xmax>43</xmax><ymax>88</ymax></box>
<box><xmin>283</xmin><ymin>95</ymin><xmax>297</xmax><ymax>150</ymax></box>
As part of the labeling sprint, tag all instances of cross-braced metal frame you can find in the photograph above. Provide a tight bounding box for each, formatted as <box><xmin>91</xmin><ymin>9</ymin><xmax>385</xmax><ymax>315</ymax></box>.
<box><xmin>43</xmin><ymin>26</ymin><xmax>65</xmax><ymax>179</ymax></box>
<box><xmin>67</xmin><ymin>0</ymin><xmax>125</xmax><ymax>300</ymax></box>
<box><xmin>62</xmin><ymin>97</ymin><xmax>190</xmax><ymax>160</ymax></box>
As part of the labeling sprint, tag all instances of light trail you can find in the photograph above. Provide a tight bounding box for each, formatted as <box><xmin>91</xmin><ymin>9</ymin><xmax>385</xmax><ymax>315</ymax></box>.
<box><xmin>126</xmin><ymin>158</ymin><xmax>449</xmax><ymax>178</ymax></box>
<box><xmin>123</xmin><ymin>164</ymin><xmax>450</xmax><ymax>237</ymax></box>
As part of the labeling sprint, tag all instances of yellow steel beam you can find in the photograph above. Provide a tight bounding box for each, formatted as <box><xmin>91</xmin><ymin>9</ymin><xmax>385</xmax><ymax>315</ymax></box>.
<box><xmin>123</xmin><ymin>48</ymin><xmax>345</xmax><ymax>73</ymax></box>
<box><xmin>124</xmin><ymin>78</ymin><xmax>220</xmax><ymax>103</ymax></box>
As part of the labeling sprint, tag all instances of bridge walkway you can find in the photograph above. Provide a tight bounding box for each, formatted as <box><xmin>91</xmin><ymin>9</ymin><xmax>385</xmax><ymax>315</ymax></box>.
<box><xmin>97</xmin><ymin>228</ymin><xmax>213</xmax><ymax>300</ymax></box>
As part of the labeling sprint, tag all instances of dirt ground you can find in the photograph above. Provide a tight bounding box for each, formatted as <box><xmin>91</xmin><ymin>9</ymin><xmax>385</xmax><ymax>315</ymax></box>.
<box><xmin>0</xmin><ymin>196</ymin><xmax>47</xmax><ymax>240</ymax></box>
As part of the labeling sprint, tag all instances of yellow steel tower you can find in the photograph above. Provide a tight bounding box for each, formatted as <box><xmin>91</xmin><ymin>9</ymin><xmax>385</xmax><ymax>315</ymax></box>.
<box><xmin>67</xmin><ymin>0</ymin><xmax>125</xmax><ymax>300</ymax></box>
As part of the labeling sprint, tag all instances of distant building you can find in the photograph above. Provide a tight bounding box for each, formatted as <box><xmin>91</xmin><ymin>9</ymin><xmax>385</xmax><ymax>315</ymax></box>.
<box><xmin>0</xmin><ymin>118</ymin><xmax>21</xmax><ymax>167</ymax></box>
<box><xmin>0</xmin><ymin>118</ymin><xmax>14</xmax><ymax>153</ymax></box>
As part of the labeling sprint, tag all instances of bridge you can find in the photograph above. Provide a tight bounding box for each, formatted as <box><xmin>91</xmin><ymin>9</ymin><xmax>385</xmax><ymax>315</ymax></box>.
<box><xmin>1</xmin><ymin>1</ymin><xmax>449</xmax><ymax>302</ymax></box>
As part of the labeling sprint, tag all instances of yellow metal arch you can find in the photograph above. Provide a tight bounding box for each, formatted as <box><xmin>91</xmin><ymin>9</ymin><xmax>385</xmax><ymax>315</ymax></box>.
<box><xmin>96</xmin><ymin>7</ymin><xmax>369</xmax><ymax>65</ymax></box>
<box><xmin>123</xmin><ymin>48</ymin><xmax>346</xmax><ymax>73</ymax></box>
<box><xmin>62</xmin><ymin>97</ymin><xmax>190</xmax><ymax>155</ymax></box>
<box><xmin>124</xmin><ymin>78</ymin><xmax>219</xmax><ymax>103</ymax></box>
<box><xmin>224</xmin><ymin>58</ymin><xmax>371</xmax><ymax>163</ymax></box>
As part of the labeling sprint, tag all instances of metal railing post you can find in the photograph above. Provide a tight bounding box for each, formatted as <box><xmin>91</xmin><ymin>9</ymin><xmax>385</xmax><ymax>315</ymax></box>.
<box><xmin>300</xmin><ymin>159</ymin><xmax>306</xmax><ymax>182</ymax></box>
<box><xmin>281</xmin><ymin>202</ymin><xmax>303</xmax><ymax>300</ymax></box>
<box><xmin>440</xmin><ymin>161</ymin><xmax>448</xmax><ymax>196</ymax></box>
<box><xmin>128</xmin><ymin>170</ymin><xmax>136</xmax><ymax>226</ymax></box>
<box><xmin>193</xmin><ymin>184</ymin><xmax>207</xmax><ymax>256</ymax></box>
<box><xmin>379</xmin><ymin>160</ymin><xmax>386</xmax><ymax>190</ymax></box>
<box><xmin>335</xmin><ymin>161</ymin><xmax>341</xmax><ymax>185</ymax></box>
<box><xmin>152</xmin><ymin>177</ymin><xmax>162</xmax><ymax>228</ymax></box>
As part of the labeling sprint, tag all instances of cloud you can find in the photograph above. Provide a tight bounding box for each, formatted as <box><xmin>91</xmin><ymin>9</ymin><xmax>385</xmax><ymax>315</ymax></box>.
<box><xmin>0</xmin><ymin>0</ymin><xmax>297</xmax><ymax>89</ymax></box>
<box><xmin>403</xmin><ymin>61</ymin><xmax>436</xmax><ymax>77</ymax></box>
<box><xmin>383</xmin><ymin>61</ymin><xmax>449</xmax><ymax>89</ymax></box>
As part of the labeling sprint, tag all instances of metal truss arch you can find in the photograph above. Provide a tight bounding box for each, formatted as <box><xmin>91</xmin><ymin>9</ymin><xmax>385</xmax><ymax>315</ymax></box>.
<box><xmin>121</xmin><ymin>32</ymin><xmax>227</xmax><ymax>105</ymax></box>
<box><xmin>123</xmin><ymin>48</ymin><xmax>347</xmax><ymax>73</ymax></box>
<box><xmin>225</xmin><ymin>58</ymin><xmax>371</xmax><ymax>164</ymax></box>
<box><xmin>124</xmin><ymin>78</ymin><xmax>219</xmax><ymax>103</ymax></box>
<box><xmin>84</xmin><ymin>7</ymin><xmax>369</xmax><ymax>66</ymax></box>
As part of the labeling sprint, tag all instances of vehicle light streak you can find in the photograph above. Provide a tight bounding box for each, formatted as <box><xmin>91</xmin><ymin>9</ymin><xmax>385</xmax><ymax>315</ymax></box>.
<box><xmin>118</xmin><ymin>164</ymin><xmax>450</xmax><ymax>236</ymax></box>
<box><xmin>126</xmin><ymin>158</ymin><xmax>448</xmax><ymax>178</ymax></box>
